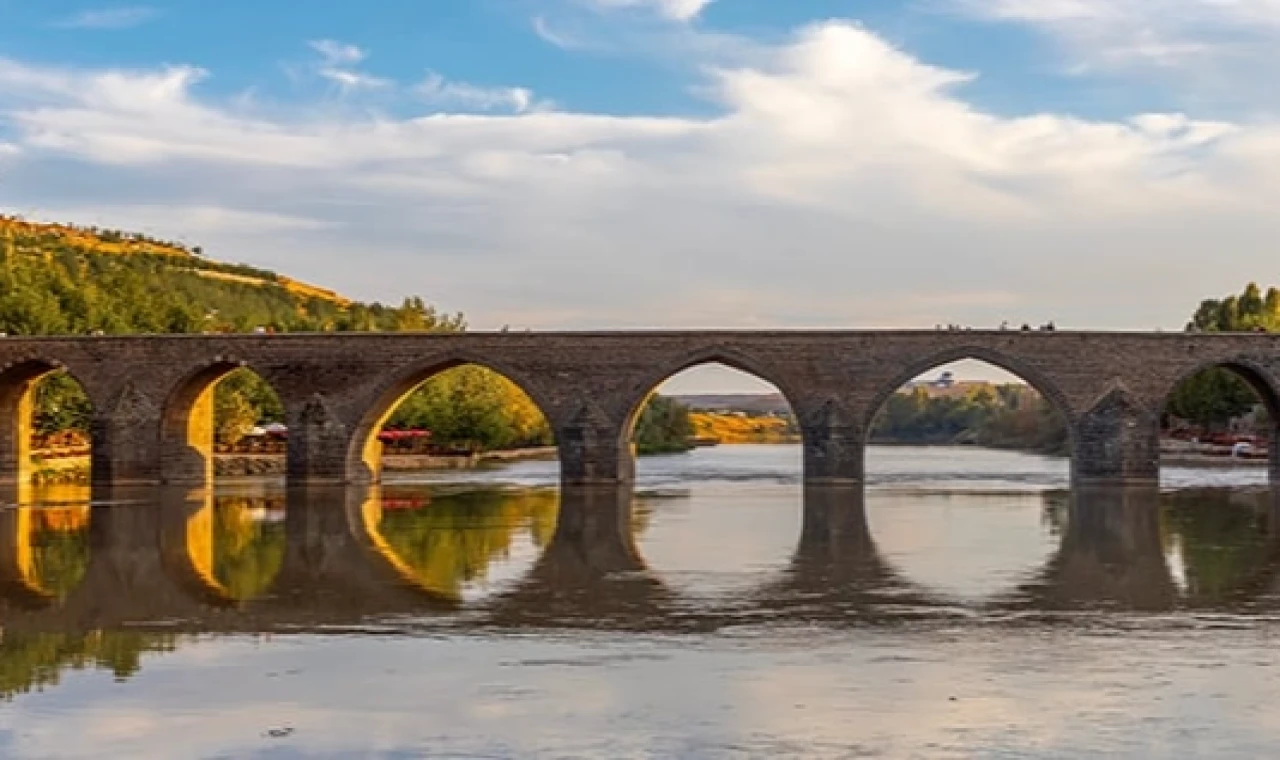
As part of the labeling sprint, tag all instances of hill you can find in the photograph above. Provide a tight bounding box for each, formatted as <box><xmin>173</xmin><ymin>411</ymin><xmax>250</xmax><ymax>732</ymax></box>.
<box><xmin>0</xmin><ymin>215</ymin><xmax>439</xmax><ymax>336</ymax></box>
<box><xmin>672</xmin><ymin>393</ymin><xmax>792</xmax><ymax>415</ymax></box>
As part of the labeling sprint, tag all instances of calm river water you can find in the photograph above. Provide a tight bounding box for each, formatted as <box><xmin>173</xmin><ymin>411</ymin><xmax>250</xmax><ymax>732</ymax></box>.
<box><xmin>3</xmin><ymin>445</ymin><xmax>1280</xmax><ymax>758</ymax></box>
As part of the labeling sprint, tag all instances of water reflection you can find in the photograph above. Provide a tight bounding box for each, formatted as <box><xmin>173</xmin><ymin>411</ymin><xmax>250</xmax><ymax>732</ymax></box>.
<box><xmin>6</xmin><ymin>478</ymin><xmax>1280</xmax><ymax>703</ymax></box>
<box><xmin>162</xmin><ymin>490</ymin><xmax>286</xmax><ymax>604</ymax></box>
<box><xmin>999</xmin><ymin>486</ymin><xmax>1178</xmax><ymax>612</ymax></box>
<box><xmin>372</xmin><ymin>486</ymin><xmax>557</xmax><ymax>603</ymax></box>
<box><xmin>747</xmin><ymin>485</ymin><xmax>938</xmax><ymax>623</ymax></box>
<box><xmin>0</xmin><ymin>505</ymin><xmax>90</xmax><ymax>608</ymax></box>
<box><xmin>1164</xmin><ymin>489</ymin><xmax>1280</xmax><ymax>608</ymax></box>
<box><xmin>484</xmin><ymin>486</ymin><xmax>678</xmax><ymax>631</ymax></box>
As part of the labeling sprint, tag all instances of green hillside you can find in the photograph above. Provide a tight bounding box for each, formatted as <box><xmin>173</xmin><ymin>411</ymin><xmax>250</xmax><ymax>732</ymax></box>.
<box><xmin>0</xmin><ymin>215</ymin><xmax>458</xmax><ymax>335</ymax></box>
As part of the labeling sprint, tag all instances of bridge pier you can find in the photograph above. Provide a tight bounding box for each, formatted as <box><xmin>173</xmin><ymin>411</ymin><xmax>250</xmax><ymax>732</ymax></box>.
<box><xmin>557</xmin><ymin>418</ymin><xmax>633</xmax><ymax>487</ymax></box>
<box><xmin>285</xmin><ymin>397</ymin><xmax>354</xmax><ymax>485</ymax></box>
<box><xmin>799</xmin><ymin>400</ymin><xmax>866</xmax><ymax>485</ymax></box>
<box><xmin>1071</xmin><ymin>389</ymin><xmax>1161</xmax><ymax>485</ymax></box>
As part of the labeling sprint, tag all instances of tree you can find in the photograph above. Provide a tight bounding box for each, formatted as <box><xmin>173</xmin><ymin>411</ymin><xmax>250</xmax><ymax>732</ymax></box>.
<box><xmin>215</xmin><ymin>388</ymin><xmax>258</xmax><ymax>447</ymax></box>
<box><xmin>632</xmin><ymin>395</ymin><xmax>694</xmax><ymax>454</ymax></box>
<box><xmin>1172</xmin><ymin>283</ymin><xmax>1279</xmax><ymax>431</ymax></box>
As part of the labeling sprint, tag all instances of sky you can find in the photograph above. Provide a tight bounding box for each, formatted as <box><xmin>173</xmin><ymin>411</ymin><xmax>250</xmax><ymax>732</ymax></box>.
<box><xmin>1</xmin><ymin>0</ymin><xmax>1279</xmax><ymax>392</ymax></box>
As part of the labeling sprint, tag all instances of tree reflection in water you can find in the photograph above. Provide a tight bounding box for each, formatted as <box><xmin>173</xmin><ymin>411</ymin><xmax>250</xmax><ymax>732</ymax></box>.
<box><xmin>1009</xmin><ymin>486</ymin><xmax>1280</xmax><ymax>612</ymax></box>
<box><xmin>1162</xmin><ymin>489</ymin><xmax>1280</xmax><ymax>606</ymax></box>
<box><xmin>205</xmin><ymin>495</ymin><xmax>286</xmax><ymax>601</ymax></box>
<box><xmin>0</xmin><ymin>631</ymin><xmax>176</xmax><ymax>701</ymax></box>
<box><xmin>371</xmin><ymin>487</ymin><xmax>559</xmax><ymax>602</ymax></box>
<box><xmin>0</xmin><ymin>485</ymin><xmax>92</xmax><ymax>605</ymax></box>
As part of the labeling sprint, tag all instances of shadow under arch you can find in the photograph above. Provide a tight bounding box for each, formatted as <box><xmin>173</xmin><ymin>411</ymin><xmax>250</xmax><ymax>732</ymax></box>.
<box><xmin>0</xmin><ymin>358</ymin><xmax>94</xmax><ymax>486</ymax></box>
<box><xmin>159</xmin><ymin>358</ymin><xmax>284</xmax><ymax>485</ymax></box>
<box><xmin>860</xmin><ymin>344</ymin><xmax>1078</xmax><ymax>455</ymax></box>
<box><xmin>746</xmin><ymin>485</ymin><xmax>940</xmax><ymax>623</ymax></box>
<box><xmin>345</xmin><ymin>353</ymin><xmax>557</xmax><ymax>484</ymax></box>
<box><xmin>1158</xmin><ymin>357</ymin><xmax>1280</xmax><ymax>482</ymax></box>
<box><xmin>989</xmin><ymin>485</ymin><xmax>1178</xmax><ymax>613</ymax></box>
<box><xmin>482</xmin><ymin>486</ymin><xmax>683</xmax><ymax>631</ymax></box>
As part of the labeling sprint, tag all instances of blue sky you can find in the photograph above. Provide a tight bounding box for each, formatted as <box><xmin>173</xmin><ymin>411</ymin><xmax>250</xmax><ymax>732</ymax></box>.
<box><xmin>0</xmin><ymin>0</ymin><xmax>1213</xmax><ymax>119</ymax></box>
<box><xmin>1</xmin><ymin>1</ymin><xmax>1279</xmax><ymax>390</ymax></box>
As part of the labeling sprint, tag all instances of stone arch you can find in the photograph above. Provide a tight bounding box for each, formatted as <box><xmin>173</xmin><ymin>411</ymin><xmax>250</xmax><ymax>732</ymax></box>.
<box><xmin>1157</xmin><ymin>356</ymin><xmax>1280</xmax><ymax>481</ymax></box>
<box><xmin>0</xmin><ymin>357</ymin><xmax>96</xmax><ymax>486</ymax></box>
<box><xmin>345</xmin><ymin>351</ymin><xmax>556</xmax><ymax>484</ymax></box>
<box><xmin>618</xmin><ymin>343</ymin><xmax>804</xmax><ymax>442</ymax></box>
<box><xmin>1157</xmin><ymin>356</ymin><xmax>1280</xmax><ymax>419</ymax></box>
<box><xmin>159</xmin><ymin>357</ymin><xmax>285</xmax><ymax>485</ymax></box>
<box><xmin>859</xmin><ymin>344</ymin><xmax>1079</xmax><ymax>447</ymax></box>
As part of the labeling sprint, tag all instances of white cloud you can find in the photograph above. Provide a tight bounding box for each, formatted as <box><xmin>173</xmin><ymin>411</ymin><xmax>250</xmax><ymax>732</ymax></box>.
<box><xmin>309</xmin><ymin>39</ymin><xmax>366</xmax><ymax>66</ymax></box>
<box><xmin>307</xmin><ymin>39</ymin><xmax>389</xmax><ymax>92</ymax></box>
<box><xmin>954</xmin><ymin>0</ymin><xmax>1280</xmax><ymax>104</ymax></box>
<box><xmin>532</xmin><ymin>15</ymin><xmax>583</xmax><ymax>49</ymax></box>
<box><xmin>417</xmin><ymin>73</ymin><xmax>541</xmax><ymax>113</ymax></box>
<box><xmin>0</xmin><ymin>22</ymin><xmax>1278</xmax><ymax>331</ymax></box>
<box><xmin>318</xmin><ymin>67</ymin><xmax>390</xmax><ymax>91</ymax></box>
<box><xmin>584</xmin><ymin>0</ymin><xmax>715</xmax><ymax>22</ymax></box>
<box><xmin>55</xmin><ymin>6</ymin><xmax>157</xmax><ymax>30</ymax></box>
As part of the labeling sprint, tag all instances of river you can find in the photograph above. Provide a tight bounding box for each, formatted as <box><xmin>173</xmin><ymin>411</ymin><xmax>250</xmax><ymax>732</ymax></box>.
<box><xmin>3</xmin><ymin>445</ymin><xmax>1280</xmax><ymax>758</ymax></box>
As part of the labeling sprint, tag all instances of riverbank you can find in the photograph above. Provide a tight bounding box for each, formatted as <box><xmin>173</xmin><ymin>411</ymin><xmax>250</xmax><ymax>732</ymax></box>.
<box><xmin>215</xmin><ymin>447</ymin><xmax>559</xmax><ymax>477</ymax></box>
<box><xmin>27</xmin><ymin>447</ymin><xmax>560</xmax><ymax>482</ymax></box>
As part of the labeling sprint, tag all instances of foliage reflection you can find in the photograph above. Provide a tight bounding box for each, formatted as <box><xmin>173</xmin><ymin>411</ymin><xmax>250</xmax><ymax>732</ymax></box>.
<box><xmin>371</xmin><ymin>488</ymin><xmax>558</xmax><ymax>602</ymax></box>
<box><xmin>189</xmin><ymin>495</ymin><xmax>287</xmax><ymax>601</ymax></box>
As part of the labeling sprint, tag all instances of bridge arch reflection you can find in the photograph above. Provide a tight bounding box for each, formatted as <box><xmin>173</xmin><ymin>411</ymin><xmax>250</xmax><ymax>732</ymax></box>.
<box><xmin>4</xmin><ymin>482</ymin><xmax>1280</xmax><ymax>637</ymax></box>
<box><xmin>0</xmin><ymin>503</ymin><xmax>91</xmax><ymax>609</ymax></box>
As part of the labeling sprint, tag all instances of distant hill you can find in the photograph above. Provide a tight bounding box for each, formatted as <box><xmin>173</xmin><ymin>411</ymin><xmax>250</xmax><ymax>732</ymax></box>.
<box><xmin>0</xmin><ymin>214</ymin><xmax>456</xmax><ymax>335</ymax></box>
<box><xmin>672</xmin><ymin>393</ymin><xmax>792</xmax><ymax>415</ymax></box>
<box><xmin>672</xmin><ymin>381</ymin><xmax>1029</xmax><ymax>417</ymax></box>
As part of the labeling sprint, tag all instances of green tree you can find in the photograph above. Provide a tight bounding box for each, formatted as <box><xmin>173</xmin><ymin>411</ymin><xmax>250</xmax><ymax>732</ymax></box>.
<box><xmin>1172</xmin><ymin>283</ymin><xmax>1279</xmax><ymax>431</ymax></box>
<box><xmin>632</xmin><ymin>395</ymin><xmax>694</xmax><ymax>454</ymax></box>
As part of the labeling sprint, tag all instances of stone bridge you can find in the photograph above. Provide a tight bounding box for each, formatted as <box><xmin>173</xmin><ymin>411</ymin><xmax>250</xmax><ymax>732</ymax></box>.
<box><xmin>1</xmin><ymin>330</ymin><xmax>1278</xmax><ymax>488</ymax></box>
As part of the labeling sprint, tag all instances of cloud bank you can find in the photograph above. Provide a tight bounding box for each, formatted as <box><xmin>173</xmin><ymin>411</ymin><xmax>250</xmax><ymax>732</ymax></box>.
<box><xmin>0</xmin><ymin>22</ymin><xmax>1277</xmax><ymax>333</ymax></box>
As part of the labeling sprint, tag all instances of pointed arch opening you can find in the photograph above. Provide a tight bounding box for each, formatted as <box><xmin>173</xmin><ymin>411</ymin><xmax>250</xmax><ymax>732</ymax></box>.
<box><xmin>624</xmin><ymin>360</ymin><xmax>803</xmax><ymax>601</ymax></box>
<box><xmin>623</xmin><ymin>360</ymin><xmax>802</xmax><ymax>475</ymax></box>
<box><xmin>349</xmin><ymin>360</ymin><xmax>556</xmax><ymax>484</ymax></box>
<box><xmin>862</xmin><ymin>354</ymin><xmax>1073</xmax><ymax>603</ymax></box>
<box><xmin>1160</xmin><ymin>360</ymin><xmax>1280</xmax><ymax>482</ymax></box>
<box><xmin>866</xmin><ymin>355</ymin><xmax>1073</xmax><ymax>474</ymax></box>
<box><xmin>0</xmin><ymin>361</ymin><xmax>94</xmax><ymax>488</ymax></box>
<box><xmin>160</xmin><ymin>362</ymin><xmax>285</xmax><ymax>485</ymax></box>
